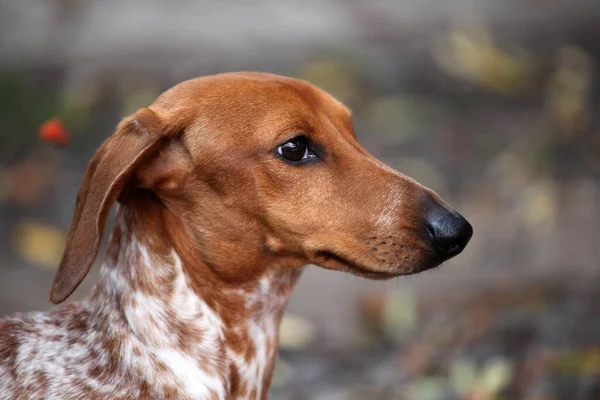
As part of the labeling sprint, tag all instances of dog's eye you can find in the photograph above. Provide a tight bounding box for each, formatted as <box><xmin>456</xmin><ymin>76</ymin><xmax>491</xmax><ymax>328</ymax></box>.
<box><xmin>277</xmin><ymin>136</ymin><xmax>316</xmax><ymax>163</ymax></box>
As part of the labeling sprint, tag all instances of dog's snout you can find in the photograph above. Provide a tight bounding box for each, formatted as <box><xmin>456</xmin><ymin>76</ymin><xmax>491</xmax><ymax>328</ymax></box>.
<box><xmin>425</xmin><ymin>208</ymin><xmax>473</xmax><ymax>260</ymax></box>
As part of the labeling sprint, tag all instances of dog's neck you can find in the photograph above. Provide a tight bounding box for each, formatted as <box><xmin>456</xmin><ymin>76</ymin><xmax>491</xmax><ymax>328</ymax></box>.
<box><xmin>85</xmin><ymin>205</ymin><xmax>302</xmax><ymax>399</ymax></box>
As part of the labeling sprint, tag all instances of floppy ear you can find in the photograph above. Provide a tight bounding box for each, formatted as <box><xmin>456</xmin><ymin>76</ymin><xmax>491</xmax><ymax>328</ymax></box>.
<box><xmin>50</xmin><ymin>108</ymin><xmax>178</xmax><ymax>304</ymax></box>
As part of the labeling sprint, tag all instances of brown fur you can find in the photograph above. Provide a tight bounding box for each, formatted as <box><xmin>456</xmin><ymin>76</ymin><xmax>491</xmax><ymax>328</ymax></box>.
<box><xmin>1</xmin><ymin>72</ymin><xmax>470</xmax><ymax>399</ymax></box>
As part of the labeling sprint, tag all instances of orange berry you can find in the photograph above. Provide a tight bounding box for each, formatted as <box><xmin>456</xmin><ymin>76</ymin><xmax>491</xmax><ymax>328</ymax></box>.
<box><xmin>39</xmin><ymin>118</ymin><xmax>69</xmax><ymax>146</ymax></box>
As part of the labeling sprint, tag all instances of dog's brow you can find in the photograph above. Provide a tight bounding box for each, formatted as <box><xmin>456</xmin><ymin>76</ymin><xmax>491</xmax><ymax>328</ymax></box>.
<box><xmin>272</xmin><ymin>125</ymin><xmax>313</xmax><ymax>144</ymax></box>
<box><xmin>265</xmin><ymin>112</ymin><xmax>314</xmax><ymax>144</ymax></box>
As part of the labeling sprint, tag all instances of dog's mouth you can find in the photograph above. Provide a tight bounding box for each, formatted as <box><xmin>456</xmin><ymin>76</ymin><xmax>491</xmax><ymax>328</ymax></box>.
<box><xmin>313</xmin><ymin>251</ymin><xmax>402</xmax><ymax>280</ymax></box>
<box><xmin>312</xmin><ymin>246</ymin><xmax>445</xmax><ymax>279</ymax></box>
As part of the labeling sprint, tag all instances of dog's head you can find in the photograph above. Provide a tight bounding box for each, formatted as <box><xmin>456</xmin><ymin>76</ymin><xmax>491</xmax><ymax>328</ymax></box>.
<box><xmin>50</xmin><ymin>72</ymin><xmax>472</xmax><ymax>303</ymax></box>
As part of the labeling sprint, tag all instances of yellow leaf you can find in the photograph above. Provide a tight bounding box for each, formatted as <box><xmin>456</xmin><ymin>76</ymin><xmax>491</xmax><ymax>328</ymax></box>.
<box><xmin>279</xmin><ymin>314</ymin><xmax>315</xmax><ymax>349</ymax></box>
<box><xmin>433</xmin><ymin>27</ymin><xmax>533</xmax><ymax>94</ymax></box>
<box><xmin>12</xmin><ymin>222</ymin><xmax>66</xmax><ymax>269</ymax></box>
<box><xmin>479</xmin><ymin>358</ymin><xmax>514</xmax><ymax>395</ymax></box>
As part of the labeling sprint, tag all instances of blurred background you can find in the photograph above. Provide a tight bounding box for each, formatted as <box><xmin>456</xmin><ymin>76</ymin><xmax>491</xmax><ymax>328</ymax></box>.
<box><xmin>1</xmin><ymin>1</ymin><xmax>600</xmax><ymax>399</ymax></box>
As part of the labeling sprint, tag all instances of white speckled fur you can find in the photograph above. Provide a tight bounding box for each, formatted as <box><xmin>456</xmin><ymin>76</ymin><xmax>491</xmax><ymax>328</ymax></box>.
<box><xmin>0</xmin><ymin>209</ymin><xmax>297</xmax><ymax>400</ymax></box>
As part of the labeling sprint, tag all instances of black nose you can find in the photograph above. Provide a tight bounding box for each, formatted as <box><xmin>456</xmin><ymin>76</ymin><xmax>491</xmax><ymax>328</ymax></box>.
<box><xmin>425</xmin><ymin>209</ymin><xmax>473</xmax><ymax>260</ymax></box>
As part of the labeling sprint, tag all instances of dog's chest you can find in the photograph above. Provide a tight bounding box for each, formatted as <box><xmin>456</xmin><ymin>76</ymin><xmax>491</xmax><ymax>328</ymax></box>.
<box><xmin>124</xmin><ymin>303</ymin><xmax>280</xmax><ymax>400</ymax></box>
<box><xmin>1</xmin><ymin>231</ymin><xmax>299</xmax><ymax>400</ymax></box>
<box><xmin>110</xmin><ymin>268</ymin><xmax>285</xmax><ymax>399</ymax></box>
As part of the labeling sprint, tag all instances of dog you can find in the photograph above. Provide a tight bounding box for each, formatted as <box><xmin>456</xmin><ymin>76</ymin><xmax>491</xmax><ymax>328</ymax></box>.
<box><xmin>0</xmin><ymin>72</ymin><xmax>472</xmax><ymax>399</ymax></box>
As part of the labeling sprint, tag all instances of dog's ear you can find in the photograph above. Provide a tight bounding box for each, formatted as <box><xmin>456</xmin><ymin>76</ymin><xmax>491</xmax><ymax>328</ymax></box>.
<box><xmin>50</xmin><ymin>108</ymin><xmax>183</xmax><ymax>304</ymax></box>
